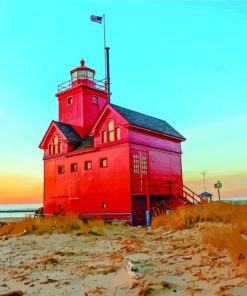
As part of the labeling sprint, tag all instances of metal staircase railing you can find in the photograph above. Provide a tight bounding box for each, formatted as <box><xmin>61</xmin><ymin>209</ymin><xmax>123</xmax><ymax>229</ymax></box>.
<box><xmin>131</xmin><ymin>178</ymin><xmax>207</xmax><ymax>209</ymax></box>
<box><xmin>171</xmin><ymin>181</ymin><xmax>207</xmax><ymax>205</ymax></box>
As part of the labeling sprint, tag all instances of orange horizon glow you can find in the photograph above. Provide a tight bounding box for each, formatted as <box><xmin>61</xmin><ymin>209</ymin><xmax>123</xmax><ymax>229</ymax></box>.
<box><xmin>0</xmin><ymin>173</ymin><xmax>42</xmax><ymax>204</ymax></box>
<box><xmin>0</xmin><ymin>172</ymin><xmax>246</xmax><ymax>204</ymax></box>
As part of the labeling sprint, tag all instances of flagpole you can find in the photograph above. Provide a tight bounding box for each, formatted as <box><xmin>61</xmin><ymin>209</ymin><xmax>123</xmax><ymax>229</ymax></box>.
<box><xmin>103</xmin><ymin>14</ymin><xmax>106</xmax><ymax>50</ymax></box>
<box><xmin>103</xmin><ymin>14</ymin><xmax>106</xmax><ymax>81</ymax></box>
<box><xmin>103</xmin><ymin>14</ymin><xmax>107</xmax><ymax>97</ymax></box>
<box><xmin>103</xmin><ymin>14</ymin><xmax>110</xmax><ymax>102</ymax></box>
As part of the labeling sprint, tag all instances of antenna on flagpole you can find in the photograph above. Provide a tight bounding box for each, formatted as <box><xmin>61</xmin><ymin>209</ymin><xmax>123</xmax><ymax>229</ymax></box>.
<box><xmin>103</xmin><ymin>14</ymin><xmax>106</xmax><ymax>70</ymax></box>
<box><xmin>201</xmin><ymin>170</ymin><xmax>207</xmax><ymax>192</ymax></box>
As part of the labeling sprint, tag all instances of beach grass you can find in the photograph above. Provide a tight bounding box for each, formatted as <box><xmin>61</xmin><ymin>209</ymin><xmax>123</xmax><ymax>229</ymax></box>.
<box><xmin>0</xmin><ymin>213</ymin><xmax>106</xmax><ymax>236</ymax></box>
<box><xmin>151</xmin><ymin>202</ymin><xmax>247</xmax><ymax>265</ymax></box>
<box><xmin>151</xmin><ymin>202</ymin><xmax>247</xmax><ymax>231</ymax></box>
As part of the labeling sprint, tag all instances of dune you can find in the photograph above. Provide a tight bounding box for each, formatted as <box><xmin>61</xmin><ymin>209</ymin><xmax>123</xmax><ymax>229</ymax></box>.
<box><xmin>0</xmin><ymin>205</ymin><xmax>247</xmax><ymax>295</ymax></box>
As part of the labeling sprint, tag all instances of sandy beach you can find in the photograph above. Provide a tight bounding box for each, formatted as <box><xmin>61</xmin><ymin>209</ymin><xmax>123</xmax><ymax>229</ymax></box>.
<box><xmin>1</xmin><ymin>222</ymin><xmax>247</xmax><ymax>296</ymax></box>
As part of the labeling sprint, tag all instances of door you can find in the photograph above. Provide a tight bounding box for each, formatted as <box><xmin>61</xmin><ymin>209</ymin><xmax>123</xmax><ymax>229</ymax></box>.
<box><xmin>131</xmin><ymin>150</ymin><xmax>149</xmax><ymax>193</ymax></box>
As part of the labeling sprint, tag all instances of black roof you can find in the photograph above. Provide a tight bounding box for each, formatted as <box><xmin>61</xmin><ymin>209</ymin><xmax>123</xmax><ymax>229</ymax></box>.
<box><xmin>53</xmin><ymin>121</ymin><xmax>82</xmax><ymax>142</ymax></box>
<box><xmin>75</xmin><ymin>137</ymin><xmax>94</xmax><ymax>150</ymax></box>
<box><xmin>111</xmin><ymin>104</ymin><xmax>185</xmax><ymax>140</ymax></box>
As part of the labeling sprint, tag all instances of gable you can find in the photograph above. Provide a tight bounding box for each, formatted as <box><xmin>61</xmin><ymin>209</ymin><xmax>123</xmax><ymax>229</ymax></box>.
<box><xmin>39</xmin><ymin>121</ymin><xmax>81</xmax><ymax>149</ymax></box>
<box><xmin>89</xmin><ymin>104</ymin><xmax>129</xmax><ymax>136</ymax></box>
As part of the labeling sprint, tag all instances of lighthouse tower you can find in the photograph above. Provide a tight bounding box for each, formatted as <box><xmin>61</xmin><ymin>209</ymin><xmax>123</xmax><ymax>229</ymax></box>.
<box><xmin>56</xmin><ymin>59</ymin><xmax>108</xmax><ymax>137</ymax></box>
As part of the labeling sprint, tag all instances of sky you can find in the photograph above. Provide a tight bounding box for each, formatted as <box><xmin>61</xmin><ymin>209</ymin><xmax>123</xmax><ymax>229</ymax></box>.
<box><xmin>0</xmin><ymin>0</ymin><xmax>246</xmax><ymax>203</ymax></box>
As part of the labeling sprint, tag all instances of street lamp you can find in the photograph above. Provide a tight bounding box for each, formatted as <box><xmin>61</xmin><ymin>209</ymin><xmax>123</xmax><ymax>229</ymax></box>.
<box><xmin>214</xmin><ymin>180</ymin><xmax>222</xmax><ymax>202</ymax></box>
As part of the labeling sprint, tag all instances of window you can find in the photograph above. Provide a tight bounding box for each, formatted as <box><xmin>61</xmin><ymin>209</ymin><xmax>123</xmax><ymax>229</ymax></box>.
<box><xmin>141</xmin><ymin>156</ymin><xmax>148</xmax><ymax>175</ymax></box>
<box><xmin>100</xmin><ymin>158</ymin><xmax>108</xmax><ymax>168</ymax></box>
<box><xmin>84</xmin><ymin>160</ymin><xmax>92</xmax><ymax>170</ymax></box>
<box><xmin>48</xmin><ymin>135</ymin><xmax>62</xmax><ymax>155</ymax></box>
<box><xmin>49</xmin><ymin>143</ymin><xmax>53</xmax><ymax>155</ymax></box>
<box><xmin>58</xmin><ymin>165</ymin><xmax>65</xmax><ymax>174</ymax></box>
<box><xmin>71</xmin><ymin>163</ymin><xmax>78</xmax><ymax>172</ymax></box>
<box><xmin>101</xmin><ymin>120</ymin><xmax>121</xmax><ymax>144</ymax></box>
<box><xmin>93</xmin><ymin>95</ymin><xmax>98</xmax><ymax>104</ymax></box>
<box><xmin>133</xmin><ymin>154</ymin><xmax>140</xmax><ymax>174</ymax></box>
<box><xmin>116</xmin><ymin>127</ymin><xmax>121</xmax><ymax>140</ymax></box>
<box><xmin>108</xmin><ymin>120</ymin><xmax>115</xmax><ymax>142</ymax></box>
<box><xmin>102</xmin><ymin>130</ymin><xmax>107</xmax><ymax>143</ymax></box>
<box><xmin>101</xmin><ymin>201</ymin><xmax>107</xmax><ymax>209</ymax></box>
<box><xmin>58</xmin><ymin>142</ymin><xmax>62</xmax><ymax>154</ymax></box>
<box><xmin>67</xmin><ymin>97</ymin><xmax>73</xmax><ymax>105</ymax></box>
<box><xmin>53</xmin><ymin>136</ymin><xmax>59</xmax><ymax>154</ymax></box>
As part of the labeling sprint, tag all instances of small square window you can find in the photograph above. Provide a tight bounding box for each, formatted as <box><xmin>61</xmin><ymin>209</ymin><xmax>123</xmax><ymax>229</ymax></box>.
<box><xmin>93</xmin><ymin>95</ymin><xmax>98</xmax><ymax>104</ymax></box>
<box><xmin>58</xmin><ymin>165</ymin><xmax>65</xmax><ymax>174</ymax></box>
<box><xmin>71</xmin><ymin>163</ymin><xmax>78</xmax><ymax>172</ymax></box>
<box><xmin>84</xmin><ymin>160</ymin><xmax>92</xmax><ymax>170</ymax></box>
<box><xmin>100</xmin><ymin>158</ymin><xmax>108</xmax><ymax>168</ymax></box>
<box><xmin>67</xmin><ymin>97</ymin><xmax>73</xmax><ymax>105</ymax></box>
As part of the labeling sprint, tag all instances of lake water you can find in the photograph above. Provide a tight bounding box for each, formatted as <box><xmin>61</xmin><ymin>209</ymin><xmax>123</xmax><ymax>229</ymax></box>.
<box><xmin>0</xmin><ymin>203</ymin><xmax>43</xmax><ymax>218</ymax></box>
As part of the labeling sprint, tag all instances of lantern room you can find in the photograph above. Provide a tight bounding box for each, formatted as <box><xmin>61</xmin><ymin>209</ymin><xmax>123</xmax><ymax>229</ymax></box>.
<box><xmin>70</xmin><ymin>59</ymin><xmax>95</xmax><ymax>80</ymax></box>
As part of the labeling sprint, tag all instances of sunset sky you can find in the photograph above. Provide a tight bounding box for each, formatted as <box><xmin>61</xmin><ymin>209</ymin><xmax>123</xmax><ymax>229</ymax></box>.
<box><xmin>0</xmin><ymin>0</ymin><xmax>246</xmax><ymax>203</ymax></box>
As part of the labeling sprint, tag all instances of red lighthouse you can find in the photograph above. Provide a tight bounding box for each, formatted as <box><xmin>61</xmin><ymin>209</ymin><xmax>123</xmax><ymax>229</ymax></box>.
<box><xmin>39</xmin><ymin>59</ymin><xmax>205</xmax><ymax>225</ymax></box>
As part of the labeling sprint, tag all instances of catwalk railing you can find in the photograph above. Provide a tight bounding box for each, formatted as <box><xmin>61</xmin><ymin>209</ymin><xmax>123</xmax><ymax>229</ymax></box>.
<box><xmin>57</xmin><ymin>75</ymin><xmax>107</xmax><ymax>93</ymax></box>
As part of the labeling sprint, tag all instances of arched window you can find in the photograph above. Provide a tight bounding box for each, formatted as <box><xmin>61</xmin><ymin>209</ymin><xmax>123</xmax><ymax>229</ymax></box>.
<box><xmin>102</xmin><ymin>120</ymin><xmax>121</xmax><ymax>144</ymax></box>
<box><xmin>107</xmin><ymin>120</ymin><xmax>115</xmax><ymax>142</ymax></box>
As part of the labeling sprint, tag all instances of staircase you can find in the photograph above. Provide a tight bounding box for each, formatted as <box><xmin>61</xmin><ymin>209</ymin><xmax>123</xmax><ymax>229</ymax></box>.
<box><xmin>170</xmin><ymin>182</ymin><xmax>207</xmax><ymax>207</ymax></box>
<box><xmin>146</xmin><ymin>180</ymin><xmax>207</xmax><ymax>214</ymax></box>
<box><xmin>131</xmin><ymin>178</ymin><xmax>207</xmax><ymax>214</ymax></box>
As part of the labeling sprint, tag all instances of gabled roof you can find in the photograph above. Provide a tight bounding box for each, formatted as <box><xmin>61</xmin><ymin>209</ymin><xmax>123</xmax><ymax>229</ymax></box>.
<box><xmin>53</xmin><ymin>121</ymin><xmax>82</xmax><ymax>142</ymax></box>
<box><xmin>111</xmin><ymin>104</ymin><xmax>185</xmax><ymax>140</ymax></box>
<box><xmin>39</xmin><ymin>120</ymin><xmax>82</xmax><ymax>149</ymax></box>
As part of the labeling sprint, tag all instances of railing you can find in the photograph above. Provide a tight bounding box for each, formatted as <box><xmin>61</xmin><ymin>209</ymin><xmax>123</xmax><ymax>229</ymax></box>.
<box><xmin>171</xmin><ymin>182</ymin><xmax>207</xmax><ymax>204</ymax></box>
<box><xmin>57</xmin><ymin>75</ymin><xmax>107</xmax><ymax>93</ymax></box>
<box><xmin>131</xmin><ymin>178</ymin><xmax>207</xmax><ymax>206</ymax></box>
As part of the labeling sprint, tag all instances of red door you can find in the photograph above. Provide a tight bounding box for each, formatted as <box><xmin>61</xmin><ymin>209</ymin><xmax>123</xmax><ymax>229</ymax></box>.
<box><xmin>131</xmin><ymin>150</ymin><xmax>149</xmax><ymax>194</ymax></box>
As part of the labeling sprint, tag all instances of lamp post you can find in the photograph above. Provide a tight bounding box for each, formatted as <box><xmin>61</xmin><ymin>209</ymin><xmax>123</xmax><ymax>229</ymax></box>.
<box><xmin>214</xmin><ymin>180</ymin><xmax>222</xmax><ymax>202</ymax></box>
<box><xmin>202</xmin><ymin>170</ymin><xmax>207</xmax><ymax>193</ymax></box>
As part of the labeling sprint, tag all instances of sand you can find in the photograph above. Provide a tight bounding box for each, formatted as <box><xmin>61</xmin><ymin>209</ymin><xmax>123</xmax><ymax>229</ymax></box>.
<box><xmin>0</xmin><ymin>224</ymin><xmax>247</xmax><ymax>296</ymax></box>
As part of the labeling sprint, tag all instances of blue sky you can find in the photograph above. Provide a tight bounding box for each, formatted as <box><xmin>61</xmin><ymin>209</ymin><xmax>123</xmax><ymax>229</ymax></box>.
<box><xmin>0</xmin><ymin>0</ymin><xmax>246</xmax><ymax>202</ymax></box>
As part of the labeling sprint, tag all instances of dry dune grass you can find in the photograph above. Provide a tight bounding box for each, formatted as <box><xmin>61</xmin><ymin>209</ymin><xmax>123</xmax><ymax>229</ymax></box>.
<box><xmin>151</xmin><ymin>202</ymin><xmax>247</xmax><ymax>231</ymax></box>
<box><xmin>151</xmin><ymin>202</ymin><xmax>247</xmax><ymax>265</ymax></box>
<box><xmin>201</xmin><ymin>224</ymin><xmax>247</xmax><ymax>265</ymax></box>
<box><xmin>0</xmin><ymin>213</ymin><xmax>106</xmax><ymax>236</ymax></box>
